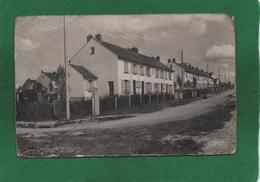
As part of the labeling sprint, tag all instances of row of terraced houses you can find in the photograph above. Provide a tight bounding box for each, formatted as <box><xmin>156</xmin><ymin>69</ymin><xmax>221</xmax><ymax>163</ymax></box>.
<box><xmin>18</xmin><ymin>33</ymin><xmax>218</xmax><ymax>106</ymax></box>
<box><xmin>67</xmin><ymin>33</ymin><xmax>215</xmax><ymax>101</ymax></box>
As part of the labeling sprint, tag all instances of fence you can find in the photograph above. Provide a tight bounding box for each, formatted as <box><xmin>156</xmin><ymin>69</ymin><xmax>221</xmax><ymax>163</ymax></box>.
<box><xmin>17</xmin><ymin>88</ymin><xmax>221</xmax><ymax>121</ymax></box>
<box><xmin>16</xmin><ymin>99</ymin><xmax>92</xmax><ymax>121</ymax></box>
<box><xmin>99</xmin><ymin>93</ymin><xmax>174</xmax><ymax>113</ymax></box>
<box><xmin>16</xmin><ymin>102</ymin><xmax>54</xmax><ymax>121</ymax></box>
<box><xmin>70</xmin><ymin>100</ymin><xmax>92</xmax><ymax>119</ymax></box>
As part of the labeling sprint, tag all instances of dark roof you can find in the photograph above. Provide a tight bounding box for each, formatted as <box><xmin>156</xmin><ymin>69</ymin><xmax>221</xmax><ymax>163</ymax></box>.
<box><xmin>70</xmin><ymin>64</ymin><xmax>98</xmax><ymax>80</ymax></box>
<box><xmin>22</xmin><ymin>79</ymin><xmax>36</xmax><ymax>90</ymax></box>
<box><xmin>94</xmin><ymin>39</ymin><xmax>173</xmax><ymax>72</ymax></box>
<box><xmin>42</xmin><ymin>72</ymin><xmax>57</xmax><ymax>81</ymax></box>
<box><xmin>176</xmin><ymin>63</ymin><xmax>211</xmax><ymax>78</ymax></box>
<box><xmin>21</xmin><ymin>79</ymin><xmax>45</xmax><ymax>91</ymax></box>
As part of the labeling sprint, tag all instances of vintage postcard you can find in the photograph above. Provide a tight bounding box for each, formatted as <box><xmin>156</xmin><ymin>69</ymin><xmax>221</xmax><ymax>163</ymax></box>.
<box><xmin>15</xmin><ymin>14</ymin><xmax>236</xmax><ymax>157</ymax></box>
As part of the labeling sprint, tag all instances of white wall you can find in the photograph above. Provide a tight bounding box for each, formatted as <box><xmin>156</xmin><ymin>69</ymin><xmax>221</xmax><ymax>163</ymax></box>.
<box><xmin>71</xmin><ymin>39</ymin><xmax>118</xmax><ymax>98</ymax></box>
<box><xmin>68</xmin><ymin>66</ymin><xmax>85</xmax><ymax>100</ymax></box>
<box><xmin>117</xmin><ymin>60</ymin><xmax>174</xmax><ymax>95</ymax></box>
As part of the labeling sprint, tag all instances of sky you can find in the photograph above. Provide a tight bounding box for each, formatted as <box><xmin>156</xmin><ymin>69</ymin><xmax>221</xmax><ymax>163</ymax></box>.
<box><xmin>15</xmin><ymin>14</ymin><xmax>235</xmax><ymax>87</ymax></box>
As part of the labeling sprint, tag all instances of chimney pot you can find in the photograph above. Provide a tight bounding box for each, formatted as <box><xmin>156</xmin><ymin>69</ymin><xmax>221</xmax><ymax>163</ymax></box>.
<box><xmin>172</xmin><ymin>58</ymin><xmax>176</xmax><ymax>63</ymax></box>
<box><xmin>95</xmin><ymin>33</ymin><xmax>102</xmax><ymax>41</ymax></box>
<box><xmin>168</xmin><ymin>59</ymin><xmax>171</xmax><ymax>63</ymax></box>
<box><xmin>87</xmin><ymin>34</ymin><xmax>93</xmax><ymax>42</ymax></box>
<box><xmin>155</xmin><ymin>56</ymin><xmax>160</xmax><ymax>62</ymax></box>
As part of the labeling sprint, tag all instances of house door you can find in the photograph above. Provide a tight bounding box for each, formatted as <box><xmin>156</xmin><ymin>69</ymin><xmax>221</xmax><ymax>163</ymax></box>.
<box><xmin>133</xmin><ymin>80</ymin><xmax>136</xmax><ymax>95</ymax></box>
<box><xmin>108</xmin><ymin>81</ymin><xmax>114</xmax><ymax>96</ymax></box>
<box><xmin>141</xmin><ymin>81</ymin><xmax>144</xmax><ymax>95</ymax></box>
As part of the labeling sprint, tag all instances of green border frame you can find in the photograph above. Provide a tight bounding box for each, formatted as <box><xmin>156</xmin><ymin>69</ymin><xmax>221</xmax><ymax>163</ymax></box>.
<box><xmin>0</xmin><ymin>0</ymin><xmax>259</xmax><ymax>181</ymax></box>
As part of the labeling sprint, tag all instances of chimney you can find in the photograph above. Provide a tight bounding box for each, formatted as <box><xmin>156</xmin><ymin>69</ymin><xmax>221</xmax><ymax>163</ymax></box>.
<box><xmin>172</xmin><ymin>58</ymin><xmax>176</xmax><ymax>63</ymax></box>
<box><xmin>195</xmin><ymin>67</ymin><xmax>198</xmax><ymax>70</ymax></box>
<box><xmin>95</xmin><ymin>33</ymin><xmax>102</xmax><ymax>41</ymax></box>
<box><xmin>168</xmin><ymin>59</ymin><xmax>171</xmax><ymax>64</ymax></box>
<box><xmin>87</xmin><ymin>34</ymin><xmax>93</xmax><ymax>42</ymax></box>
<box><xmin>130</xmin><ymin>47</ymin><xmax>139</xmax><ymax>53</ymax></box>
<box><xmin>155</xmin><ymin>56</ymin><xmax>160</xmax><ymax>62</ymax></box>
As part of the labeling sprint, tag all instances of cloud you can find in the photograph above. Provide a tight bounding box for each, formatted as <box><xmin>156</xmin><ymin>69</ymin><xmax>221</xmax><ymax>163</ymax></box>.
<box><xmin>42</xmin><ymin>65</ymin><xmax>51</xmax><ymax>71</ymax></box>
<box><xmin>76</xmin><ymin>14</ymin><xmax>232</xmax><ymax>39</ymax></box>
<box><xmin>206</xmin><ymin>44</ymin><xmax>235</xmax><ymax>59</ymax></box>
<box><xmin>15</xmin><ymin>36</ymin><xmax>39</xmax><ymax>51</ymax></box>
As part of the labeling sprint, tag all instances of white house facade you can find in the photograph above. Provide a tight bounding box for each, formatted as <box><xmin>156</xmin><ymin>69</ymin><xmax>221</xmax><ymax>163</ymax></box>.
<box><xmin>68</xmin><ymin>34</ymin><xmax>174</xmax><ymax>100</ymax></box>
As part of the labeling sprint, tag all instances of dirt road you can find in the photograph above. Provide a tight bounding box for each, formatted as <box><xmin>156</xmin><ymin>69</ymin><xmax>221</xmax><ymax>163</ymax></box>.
<box><xmin>16</xmin><ymin>90</ymin><xmax>235</xmax><ymax>134</ymax></box>
<box><xmin>17</xmin><ymin>90</ymin><xmax>236</xmax><ymax>156</ymax></box>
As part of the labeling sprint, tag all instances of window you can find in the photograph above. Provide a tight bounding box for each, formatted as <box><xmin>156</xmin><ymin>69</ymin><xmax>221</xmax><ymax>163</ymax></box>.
<box><xmin>174</xmin><ymin>82</ymin><xmax>177</xmax><ymax>88</ymax></box>
<box><xmin>146</xmin><ymin>67</ymin><xmax>151</xmax><ymax>77</ymax></box>
<box><xmin>169</xmin><ymin>72</ymin><xmax>172</xmax><ymax>80</ymax></box>
<box><xmin>154</xmin><ymin>83</ymin><xmax>159</xmax><ymax>93</ymax></box>
<box><xmin>108</xmin><ymin>81</ymin><xmax>114</xmax><ymax>96</ymax></box>
<box><xmin>86</xmin><ymin>80</ymin><xmax>94</xmax><ymax>91</ymax></box>
<box><xmin>90</xmin><ymin>47</ymin><xmax>95</xmax><ymax>54</ymax></box>
<box><xmin>131</xmin><ymin>64</ymin><xmax>137</xmax><ymax>75</ymax></box>
<box><xmin>124</xmin><ymin>61</ymin><xmax>129</xmax><ymax>73</ymax></box>
<box><xmin>160</xmin><ymin>70</ymin><xmax>164</xmax><ymax>79</ymax></box>
<box><xmin>140</xmin><ymin>65</ymin><xmax>144</xmax><ymax>76</ymax></box>
<box><xmin>169</xmin><ymin>85</ymin><xmax>173</xmax><ymax>93</ymax></box>
<box><xmin>161</xmin><ymin>83</ymin><xmax>164</xmax><ymax>93</ymax></box>
<box><xmin>122</xmin><ymin>80</ymin><xmax>131</xmax><ymax>94</ymax></box>
<box><xmin>145</xmin><ymin>82</ymin><xmax>152</xmax><ymax>94</ymax></box>
<box><xmin>156</xmin><ymin>69</ymin><xmax>159</xmax><ymax>78</ymax></box>
<box><xmin>166</xmin><ymin>84</ymin><xmax>169</xmax><ymax>93</ymax></box>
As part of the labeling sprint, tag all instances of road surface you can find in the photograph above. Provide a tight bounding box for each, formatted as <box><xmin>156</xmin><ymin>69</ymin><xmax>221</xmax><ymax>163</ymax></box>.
<box><xmin>16</xmin><ymin>90</ymin><xmax>235</xmax><ymax>134</ymax></box>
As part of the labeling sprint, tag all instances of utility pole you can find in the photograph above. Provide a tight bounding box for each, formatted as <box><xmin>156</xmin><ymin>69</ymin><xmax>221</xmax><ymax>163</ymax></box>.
<box><xmin>63</xmin><ymin>16</ymin><xmax>70</xmax><ymax>120</ymax></box>
<box><xmin>206</xmin><ymin>64</ymin><xmax>209</xmax><ymax>89</ymax></box>
<box><xmin>218</xmin><ymin>66</ymin><xmax>220</xmax><ymax>81</ymax></box>
<box><xmin>217</xmin><ymin>66</ymin><xmax>221</xmax><ymax>90</ymax></box>
<box><xmin>180</xmin><ymin>50</ymin><xmax>184</xmax><ymax>99</ymax></box>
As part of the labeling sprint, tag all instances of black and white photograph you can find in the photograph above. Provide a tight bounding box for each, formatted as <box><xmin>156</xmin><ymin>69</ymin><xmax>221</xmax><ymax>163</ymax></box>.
<box><xmin>15</xmin><ymin>14</ymin><xmax>236</xmax><ymax>157</ymax></box>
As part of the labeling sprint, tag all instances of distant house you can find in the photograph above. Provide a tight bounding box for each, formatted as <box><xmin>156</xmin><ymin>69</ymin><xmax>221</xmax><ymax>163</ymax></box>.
<box><xmin>167</xmin><ymin>59</ymin><xmax>215</xmax><ymax>91</ymax></box>
<box><xmin>18</xmin><ymin>79</ymin><xmax>45</xmax><ymax>103</ymax></box>
<box><xmin>36</xmin><ymin>71</ymin><xmax>58</xmax><ymax>101</ymax></box>
<box><xmin>68</xmin><ymin>33</ymin><xmax>174</xmax><ymax>101</ymax></box>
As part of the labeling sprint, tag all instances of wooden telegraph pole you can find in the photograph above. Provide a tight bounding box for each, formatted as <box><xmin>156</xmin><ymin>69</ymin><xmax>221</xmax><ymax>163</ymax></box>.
<box><xmin>180</xmin><ymin>50</ymin><xmax>184</xmax><ymax>99</ymax></box>
<box><xmin>206</xmin><ymin>64</ymin><xmax>209</xmax><ymax>89</ymax></box>
<box><xmin>63</xmin><ymin>16</ymin><xmax>70</xmax><ymax>120</ymax></box>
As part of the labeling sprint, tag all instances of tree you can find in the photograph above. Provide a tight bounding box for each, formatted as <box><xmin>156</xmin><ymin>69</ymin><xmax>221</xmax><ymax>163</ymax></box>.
<box><xmin>177</xmin><ymin>75</ymin><xmax>182</xmax><ymax>88</ymax></box>
<box><xmin>56</xmin><ymin>64</ymin><xmax>66</xmax><ymax>101</ymax></box>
